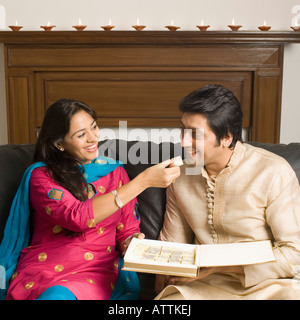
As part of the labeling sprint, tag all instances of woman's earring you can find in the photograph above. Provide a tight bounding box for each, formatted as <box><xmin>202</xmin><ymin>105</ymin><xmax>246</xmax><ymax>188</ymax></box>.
<box><xmin>56</xmin><ymin>145</ymin><xmax>64</xmax><ymax>152</ymax></box>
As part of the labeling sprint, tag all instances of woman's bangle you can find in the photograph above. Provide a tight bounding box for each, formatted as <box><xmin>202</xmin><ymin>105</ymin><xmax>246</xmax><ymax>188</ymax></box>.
<box><xmin>111</xmin><ymin>189</ymin><xmax>124</xmax><ymax>209</ymax></box>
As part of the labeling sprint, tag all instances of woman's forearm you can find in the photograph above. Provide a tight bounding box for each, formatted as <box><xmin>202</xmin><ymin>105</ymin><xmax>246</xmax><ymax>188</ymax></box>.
<box><xmin>92</xmin><ymin>160</ymin><xmax>180</xmax><ymax>224</ymax></box>
<box><xmin>92</xmin><ymin>172</ymin><xmax>147</xmax><ymax>224</ymax></box>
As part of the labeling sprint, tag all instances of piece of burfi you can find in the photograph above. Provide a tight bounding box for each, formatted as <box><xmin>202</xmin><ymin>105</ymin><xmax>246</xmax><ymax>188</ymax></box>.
<box><xmin>159</xmin><ymin>252</ymin><xmax>171</xmax><ymax>258</ymax></box>
<box><xmin>181</xmin><ymin>257</ymin><xmax>194</xmax><ymax>264</ymax></box>
<box><xmin>171</xmin><ymin>250</ymin><xmax>183</xmax><ymax>258</ymax></box>
<box><xmin>133</xmin><ymin>244</ymin><xmax>149</xmax><ymax>256</ymax></box>
<box><xmin>147</xmin><ymin>247</ymin><xmax>161</xmax><ymax>255</ymax></box>
<box><xmin>173</xmin><ymin>156</ymin><xmax>184</xmax><ymax>167</ymax></box>
<box><xmin>168</xmin><ymin>256</ymin><xmax>181</xmax><ymax>263</ymax></box>
<box><xmin>143</xmin><ymin>253</ymin><xmax>157</xmax><ymax>261</ymax></box>
<box><xmin>161</xmin><ymin>247</ymin><xmax>172</xmax><ymax>254</ymax></box>
<box><xmin>182</xmin><ymin>251</ymin><xmax>194</xmax><ymax>258</ymax></box>
<box><xmin>155</xmin><ymin>256</ymin><xmax>169</xmax><ymax>263</ymax></box>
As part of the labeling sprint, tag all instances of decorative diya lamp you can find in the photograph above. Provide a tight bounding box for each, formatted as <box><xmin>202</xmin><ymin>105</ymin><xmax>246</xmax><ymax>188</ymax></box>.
<box><xmin>228</xmin><ymin>18</ymin><xmax>242</xmax><ymax>31</ymax></box>
<box><xmin>41</xmin><ymin>21</ymin><xmax>56</xmax><ymax>31</ymax></box>
<box><xmin>291</xmin><ymin>20</ymin><xmax>300</xmax><ymax>32</ymax></box>
<box><xmin>258</xmin><ymin>21</ymin><xmax>271</xmax><ymax>31</ymax></box>
<box><xmin>196</xmin><ymin>20</ymin><xmax>210</xmax><ymax>31</ymax></box>
<box><xmin>132</xmin><ymin>17</ymin><xmax>146</xmax><ymax>31</ymax></box>
<box><xmin>9</xmin><ymin>21</ymin><xmax>23</xmax><ymax>31</ymax></box>
<box><xmin>291</xmin><ymin>26</ymin><xmax>300</xmax><ymax>32</ymax></box>
<box><xmin>165</xmin><ymin>20</ymin><xmax>180</xmax><ymax>31</ymax></box>
<box><xmin>101</xmin><ymin>18</ymin><xmax>115</xmax><ymax>31</ymax></box>
<box><xmin>73</xmin><ymin>18</ymin><xmax>87</xmax><ymax>31</ymax></box>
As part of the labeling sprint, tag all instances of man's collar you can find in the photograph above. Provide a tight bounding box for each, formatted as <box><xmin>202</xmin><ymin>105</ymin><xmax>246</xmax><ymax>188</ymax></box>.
<box><xmin>201</xmin><ymin>141</ymin><xmax>244</xmax><ymax>179</ymax></box>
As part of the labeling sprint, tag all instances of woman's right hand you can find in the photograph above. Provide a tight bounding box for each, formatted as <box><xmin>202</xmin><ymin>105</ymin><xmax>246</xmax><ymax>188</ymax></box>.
<box><xmin>140</xmin><ymin>159</ymin><xmax>181</xmax><ymax>189</ymax></box>
<box><xmin>92</xmin><ymin>159</ymin><xmax>181</xmax><ymax>225</ymax></box>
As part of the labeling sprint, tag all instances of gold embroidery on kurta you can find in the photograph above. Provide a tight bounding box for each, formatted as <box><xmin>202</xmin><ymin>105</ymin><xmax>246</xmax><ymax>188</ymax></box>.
<box><xmin>53</xmin><ymin>225</ymin><xmax>62</xmax><ymax>234</ymax></box>
<box><xmin>11</xmin><ymin>272</ymin><xmax>18</xmax><ymax>281</ymax></box>
<box><xmin>86</xmin><ymin>279</ymin><xmax>96</xmax><ymax>284</ymax></box>
<box><xmin>45</xmin><ymin>206</ymin><xmax>51</xmax><ymax>216</ymax></box>
<box><xmin>54</xmin><ymin>265</ymin><xmax>64</xmax><ymax>272</ymax></box>
<box><xmin>116</xmin><ymin>222</ymin><xmax>124</xmax><ymax>232</ymax></box>
<box><xmin>98</xmin><ymin>186</ymin><xmax>106</xmax><ymax>193</ymax></box>
<box><xmin>25</xmin><ymin>281</ymin><xmax>34</xmax><ymax>290</ymax></box>
<box><xmin>97</xmin><ymin>227</ymin><xmax>105</xmax><ymax>234</ymax></box>
<box><xmin>87</xmin><ymin>219</ymin><xmax>96</xmax><ymax>228</ymax></box>
<box><xmin>84</xmin><ymin>252</ymin><xmax>94</xmax><ymax>260</ymax></box>
<box><xmin>38</xmin><ymin>252</ymin><xmax>47</xmax><ymax>262</ymax></box>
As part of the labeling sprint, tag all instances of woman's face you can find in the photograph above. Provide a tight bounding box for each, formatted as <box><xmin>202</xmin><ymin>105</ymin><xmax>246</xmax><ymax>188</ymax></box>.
<box><xmin>61</xmin><ymin>110</ymin><xmax>100</xmax><ymax>164</ymax></box>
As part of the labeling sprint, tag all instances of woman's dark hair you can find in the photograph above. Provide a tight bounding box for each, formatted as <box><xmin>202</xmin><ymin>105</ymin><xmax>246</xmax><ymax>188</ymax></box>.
<box><xmin>179</xmin><ymin>85</ymin><xmax>243</xmax><ymax>148</ymax></box>
<box><xmin>34</xmin><ymin>98</ymin><xmax>97</xmax><ymax>202</ymax></box>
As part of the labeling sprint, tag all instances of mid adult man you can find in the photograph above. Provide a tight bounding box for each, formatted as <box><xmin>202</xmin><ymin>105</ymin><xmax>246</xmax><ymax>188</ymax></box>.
<box><xmin>155</xmin><ymin>85</ymin><xmax>300</xmax><ymax>300</ymax></box>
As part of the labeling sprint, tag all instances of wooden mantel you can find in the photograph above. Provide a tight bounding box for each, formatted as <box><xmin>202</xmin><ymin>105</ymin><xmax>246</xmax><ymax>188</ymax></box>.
<box><xmin>1</xmin><ymin>31</ymin><xmax>300</xmax><ymax>144</ymax></box>
<box><xmin>0</xmin><ymin>30</ymin><xmax>300</xmax><ymax>44</ymax></box>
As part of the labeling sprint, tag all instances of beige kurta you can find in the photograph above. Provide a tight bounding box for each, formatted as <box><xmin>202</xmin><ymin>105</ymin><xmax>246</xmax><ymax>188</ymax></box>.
<box><xmin>156</xmin><ymin>142</ymin><xmax>300</xmax><ymax>300</ymax></box>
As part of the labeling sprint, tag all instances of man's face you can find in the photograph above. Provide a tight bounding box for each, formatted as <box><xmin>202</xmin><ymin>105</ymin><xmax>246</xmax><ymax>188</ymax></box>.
<box><xmin>180</xmin><ymin>113</ymin><xmax>226</xmax><ymax>170</ymax></box>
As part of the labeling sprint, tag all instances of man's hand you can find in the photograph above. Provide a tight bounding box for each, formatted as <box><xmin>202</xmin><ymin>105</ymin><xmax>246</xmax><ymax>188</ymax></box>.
<box><xmin>155</xmin><ymin>266</ymin><xmax>244</xmax><ymax>293</ymax></box>
<box><xmin>167</xmin><ymin>267</ymin><xmax>218</xmax><ymax>285</ymax></box>
<box><xmin>167</xmin><ymin>266</ymin><xmax>244</xmax><ymax>286</ymax></box>
<box><xmin>155</xmin><ymin>274</ymin><xmax>169</xmax><ymax>294</ymax></box>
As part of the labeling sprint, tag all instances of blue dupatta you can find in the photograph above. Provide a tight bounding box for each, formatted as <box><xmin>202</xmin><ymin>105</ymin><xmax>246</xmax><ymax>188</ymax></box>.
<box><xmin>0</xmin><ymin>157</ymin><xmax>140</xmax><ymax>300</ymax></box>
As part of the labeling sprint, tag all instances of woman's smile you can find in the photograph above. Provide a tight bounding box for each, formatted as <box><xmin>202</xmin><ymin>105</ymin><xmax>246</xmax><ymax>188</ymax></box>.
<box><xmin>84</xmin><ymin>143</ymin><xmax>98</xmax><ymax>153</ymax></box>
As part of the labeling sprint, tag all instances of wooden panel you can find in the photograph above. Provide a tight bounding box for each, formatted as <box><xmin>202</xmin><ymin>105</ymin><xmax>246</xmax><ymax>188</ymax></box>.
<box><xmin>252</xmin><ymin>70</ymin><xmax>282</xmax><ymax>143</ymax></box>
<box><xmin>35</xmin><ymin>71</ymin><xmax>252</xmax><ymax>128</ymax></box>
<box><xmin>1</xmin><ymin>31</ymin><xmax>290</xmax><ymax>144</ymax></box>
<box><xmin>7</xmin><ymin>46</ymin><xmax>280</xmax><ymax>68</ymax></box>
<box><xmin>7</xmin><ymin>77</ymin><xmax>30</xmax><ymax>143</ymax></box>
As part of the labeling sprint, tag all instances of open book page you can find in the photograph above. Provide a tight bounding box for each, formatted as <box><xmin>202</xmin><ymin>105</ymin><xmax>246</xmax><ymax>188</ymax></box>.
<box><xmin>196</xmin><ymin>241</ymin><xmax>275</xmax><ymax>267</ymax></box>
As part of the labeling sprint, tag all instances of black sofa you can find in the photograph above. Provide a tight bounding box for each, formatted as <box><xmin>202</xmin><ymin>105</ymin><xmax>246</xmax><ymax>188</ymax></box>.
<box><xmin>0</xmin><ymin>140</ymin><xmax>300</xmax><ymax>300</ymax></box>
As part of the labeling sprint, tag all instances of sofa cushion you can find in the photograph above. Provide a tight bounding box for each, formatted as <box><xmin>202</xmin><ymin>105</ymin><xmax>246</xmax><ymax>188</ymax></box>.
<box><xmin>0</xmin><ymin>144</ymin><xmax>35</xmax><ymax>241</ymax></box>
<box><xmin>249</xmin><ymin>142</ymin><xmax>300</xmax><ymax>183</ymax></box>
<box><xmin>0</xmin><ymin>140</ymin><xmax>299</xmax><ymax>300</ymax></box>
<box><xmin>1</xmin><ymin>141</ymin><xmax>299</xmax><ymax>243</ymax></box>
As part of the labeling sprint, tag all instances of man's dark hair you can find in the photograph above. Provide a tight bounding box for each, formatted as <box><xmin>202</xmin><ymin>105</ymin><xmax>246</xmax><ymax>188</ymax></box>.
<box><xmin>179</xmin><ymin>85</ymin><xmax>243</xmax><ymax>148</ymax></box>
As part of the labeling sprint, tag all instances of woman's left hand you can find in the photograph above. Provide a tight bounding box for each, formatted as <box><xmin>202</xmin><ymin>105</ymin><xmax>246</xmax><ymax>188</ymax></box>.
<box><xmin>120</xmin><ymin>232</ymin><xmax>145</xmax><ymax>255</ymax></box>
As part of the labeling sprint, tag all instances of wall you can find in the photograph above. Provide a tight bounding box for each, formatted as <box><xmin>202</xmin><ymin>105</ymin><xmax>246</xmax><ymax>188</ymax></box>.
<box><xmin>0</xmin><ymin>0</ymin><xmax>299</xmax><ymax>144</ymax></box>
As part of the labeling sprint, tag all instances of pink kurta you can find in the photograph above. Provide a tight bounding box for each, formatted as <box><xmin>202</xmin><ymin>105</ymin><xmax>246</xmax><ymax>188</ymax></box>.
<box><xmin>7</xmin><ymin>165</ymin><xmax>140</xmax><ymax>300</ymax></box>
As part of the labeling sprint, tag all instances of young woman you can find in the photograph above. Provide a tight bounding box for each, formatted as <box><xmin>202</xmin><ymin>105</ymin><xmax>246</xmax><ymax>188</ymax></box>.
<box><xmin>1</xmin><ymin>98</ymin><xmax>180</xmax><ymax>300</ymax></box>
